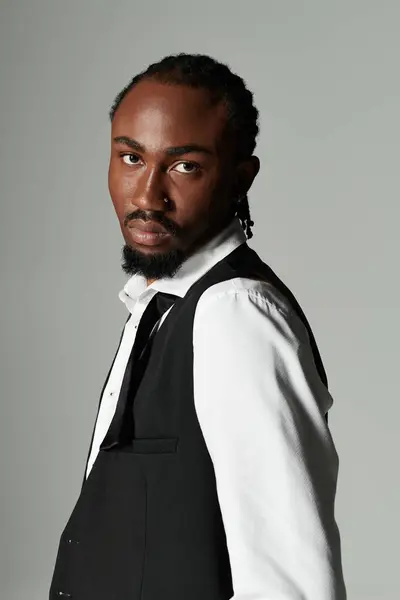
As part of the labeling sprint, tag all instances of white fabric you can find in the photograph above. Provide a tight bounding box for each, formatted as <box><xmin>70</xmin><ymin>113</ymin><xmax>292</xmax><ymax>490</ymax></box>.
<box><xmin>85</xmin><ymin>216</ymin><xmax>347</xmax><ymax>599</ymax></box>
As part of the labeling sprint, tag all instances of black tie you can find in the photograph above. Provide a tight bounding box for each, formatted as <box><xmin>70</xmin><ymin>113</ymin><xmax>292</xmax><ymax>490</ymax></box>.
<box><xmin>101</xmin><ymin>291</ymin><xmax>178</xmax><ymax>450</ymax></box>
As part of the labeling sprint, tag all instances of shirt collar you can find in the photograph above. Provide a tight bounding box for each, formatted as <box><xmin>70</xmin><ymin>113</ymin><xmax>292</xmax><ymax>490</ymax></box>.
<box><xmin>118</xmin><ymin>216</ymin><xmax>247</xmax><ymax>313</ymax></box>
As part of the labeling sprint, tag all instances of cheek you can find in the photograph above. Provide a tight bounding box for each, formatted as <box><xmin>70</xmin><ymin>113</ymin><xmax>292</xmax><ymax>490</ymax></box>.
<box><xmin>108</xmin><ymin>162</ymin><xmax>119</xmax><ymax>200</ymax></box>
<box><xmin>172</xmin><ymin>173</ymin><xmax>219</xmax><ymax>215</ymax></box>
<box><xmin>108</xmin><ymin>164</ymin><xmax>135</xmax><ymax>212</ymax></box>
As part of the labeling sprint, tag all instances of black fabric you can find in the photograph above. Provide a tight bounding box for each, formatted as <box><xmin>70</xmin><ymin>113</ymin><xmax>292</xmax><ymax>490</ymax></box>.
<box><xmin>49</xmin><ymin>242</ymin><xmax>331</xmax><ymax>600</ymax></box>
<box><xmin>101</xmin><ymin>291</ymin><xmax>178</xmax><ymax>450</ymax></box>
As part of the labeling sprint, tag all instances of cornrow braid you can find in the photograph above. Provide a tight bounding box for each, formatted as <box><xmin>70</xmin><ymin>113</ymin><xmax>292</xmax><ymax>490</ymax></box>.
<box><xmin>237</xmin><ymin>194</ymin><xmax>255</xmax><ymax>240</ymax></box>
<box><xmin>109</xmin><ymin>53</ymin><xmax>259</xmax><ymax>239</ymax></box>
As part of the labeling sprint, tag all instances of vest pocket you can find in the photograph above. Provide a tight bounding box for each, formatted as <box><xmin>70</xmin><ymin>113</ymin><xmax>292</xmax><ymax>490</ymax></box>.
<box><xmin>121</xmin><ymin>436</ymin><xmax>179</xmax><ymax>454</ymax></box>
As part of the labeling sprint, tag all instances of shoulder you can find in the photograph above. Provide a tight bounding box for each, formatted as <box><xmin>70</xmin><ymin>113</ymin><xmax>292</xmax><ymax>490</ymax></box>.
<box><xmin>193</xmin><ymin>276</ymin><xmax>312</xmax><ymax>350</ymax></box>
<box><xmin>196</xmin><ymin>276</ymin><xmax>291</xmax><ymax>315</ymax></box>
<box><xmin>193</xmin><ymin>277</ymin><xmax>332</xmax><ymax>416</ymax></box>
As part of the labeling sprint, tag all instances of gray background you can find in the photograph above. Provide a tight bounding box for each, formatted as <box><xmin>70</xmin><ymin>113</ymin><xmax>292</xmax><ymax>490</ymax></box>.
<box><xmin>1</xmin><ymin>1</ymin><xmax>399</xmax><ymax>598</ymax></box>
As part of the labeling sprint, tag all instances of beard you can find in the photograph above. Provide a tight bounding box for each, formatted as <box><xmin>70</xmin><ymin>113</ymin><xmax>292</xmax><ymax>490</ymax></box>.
<box><xmin>119</xmin><ymin>200</ymin><xmax>236</xmax><ymax>280</ymax></box>
<box><xmin>120</xmin><ymin>207</ymin><xmax>189</xmax><ymax>279</ymax></box>
<box><xmin>121</xmin><ymin>243</ymin><xmax>188</xmax><ymax>279</ymax></box>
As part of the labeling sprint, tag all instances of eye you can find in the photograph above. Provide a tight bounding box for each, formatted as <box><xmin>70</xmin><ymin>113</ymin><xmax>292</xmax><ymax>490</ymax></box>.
<box><xmin>121</xmin><ymin>153</ymin><xmax>141</xmax><ymax>165</ymax></box>
<box><xmin>172</xmin><ymin>161</ymin><xmax>200</xmax><ymax>174</ymax></box>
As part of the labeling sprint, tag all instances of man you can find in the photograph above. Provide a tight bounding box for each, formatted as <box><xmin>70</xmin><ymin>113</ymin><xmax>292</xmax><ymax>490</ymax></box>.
<box><xmin>49</xmin><ymin>53</ymin><xmax>347</xmax><ymax>599</ymax></box>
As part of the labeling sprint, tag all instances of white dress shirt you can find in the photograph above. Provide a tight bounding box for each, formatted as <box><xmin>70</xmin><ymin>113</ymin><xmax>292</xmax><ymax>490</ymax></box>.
<box><xmin>86</xmin><ymin>216</ymin><xmax>347</xmax><ymax>599</ymax></box>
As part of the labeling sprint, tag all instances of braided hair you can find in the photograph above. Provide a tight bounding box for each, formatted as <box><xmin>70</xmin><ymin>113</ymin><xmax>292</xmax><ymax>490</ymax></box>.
<box><xmin>109</xmin><ymin>53</ymin><xmax>259</xmax><ymax>239</ymax></box>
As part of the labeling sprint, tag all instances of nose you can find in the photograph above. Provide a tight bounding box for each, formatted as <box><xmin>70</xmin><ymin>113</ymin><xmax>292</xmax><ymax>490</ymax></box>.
<box><xmin>132</xmin><ymin>165</ymin><xmax>168</xmax><ymax>212</ymax></box>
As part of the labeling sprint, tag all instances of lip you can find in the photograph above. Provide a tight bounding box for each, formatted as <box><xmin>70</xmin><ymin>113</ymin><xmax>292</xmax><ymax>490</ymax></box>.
<box><xmin>128</xmin><ymin>220</ymin><xmax>168</xmax><ymax>234</ymax></box>
<box><xmin>128</xmin><ymin>227</ymin><xmax>171</xmax><ymax>247</ymax></box>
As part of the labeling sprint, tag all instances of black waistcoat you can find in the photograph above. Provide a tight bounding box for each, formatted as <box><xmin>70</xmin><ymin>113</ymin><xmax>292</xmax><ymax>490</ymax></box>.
<box><xmin>49</xmin><ymin>242</ymin><xmax>328</xmax><ymax>600</ymax></box>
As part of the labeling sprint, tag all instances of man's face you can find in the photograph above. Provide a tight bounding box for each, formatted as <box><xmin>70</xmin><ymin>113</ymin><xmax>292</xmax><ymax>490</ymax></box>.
<box><xmin>108</xmin><ymin>79</ymin><xmax>253</xmax><ymax>281</ymax></box>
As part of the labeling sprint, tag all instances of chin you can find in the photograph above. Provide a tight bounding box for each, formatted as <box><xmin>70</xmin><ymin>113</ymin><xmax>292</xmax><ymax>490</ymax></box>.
<box><xmin>121</xmin><ymin>242</ymin><xmax>187</xmax><ymax>279</ymax></box>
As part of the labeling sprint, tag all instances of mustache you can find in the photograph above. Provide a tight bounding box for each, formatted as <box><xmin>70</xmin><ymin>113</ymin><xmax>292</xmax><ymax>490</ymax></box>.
<box><xmin>124</xmin><ymin>210</ymin><xmax>179</xmax><ymax>236</ymax></box>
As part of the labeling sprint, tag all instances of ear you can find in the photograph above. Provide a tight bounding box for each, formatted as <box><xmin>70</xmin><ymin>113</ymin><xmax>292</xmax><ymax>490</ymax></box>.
<box><xmin>235</xmin><ymin>155</ymin><xmax>260</xmax><ymax>197</ymax></box>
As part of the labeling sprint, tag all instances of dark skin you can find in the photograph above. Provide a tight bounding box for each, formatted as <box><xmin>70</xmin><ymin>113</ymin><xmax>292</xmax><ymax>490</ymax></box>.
<box><xmin>108</xmin><ymin>79</ymin><xmax>260</xmax><ymax>285</ymax></box>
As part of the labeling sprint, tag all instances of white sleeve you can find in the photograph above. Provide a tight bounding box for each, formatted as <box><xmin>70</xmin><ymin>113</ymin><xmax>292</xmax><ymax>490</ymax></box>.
<box><xmin>193</xmin><ymin>285</ymin><xmax>347</xmax><ymax>599</ymax></box>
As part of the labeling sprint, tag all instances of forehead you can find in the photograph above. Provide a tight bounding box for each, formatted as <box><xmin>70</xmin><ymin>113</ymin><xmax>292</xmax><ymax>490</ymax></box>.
<box><xmin>111</xmin><ymin>80</ymin><xmax>229</xmax><ymax>152</ymax></box>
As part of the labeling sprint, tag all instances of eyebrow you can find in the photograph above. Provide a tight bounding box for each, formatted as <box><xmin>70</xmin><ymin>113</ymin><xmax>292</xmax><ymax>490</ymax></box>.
<box><xmin>113</xmin><ymin>136</ymin><xmax>213</xmax><ymax>156</ymax></box>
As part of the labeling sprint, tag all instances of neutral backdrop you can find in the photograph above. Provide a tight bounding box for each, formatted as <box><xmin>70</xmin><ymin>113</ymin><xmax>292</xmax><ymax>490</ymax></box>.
<box><xmin>1</xmin><ymin>1</ymin><xmax>399</xmax><ymax>599</ymax></box>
